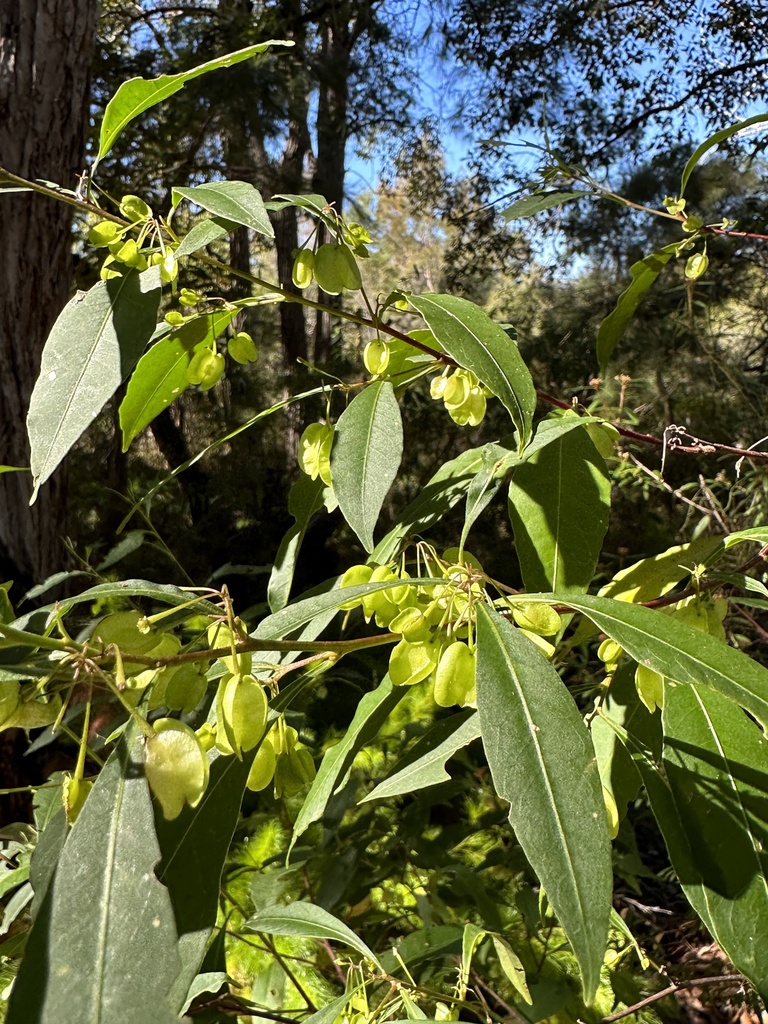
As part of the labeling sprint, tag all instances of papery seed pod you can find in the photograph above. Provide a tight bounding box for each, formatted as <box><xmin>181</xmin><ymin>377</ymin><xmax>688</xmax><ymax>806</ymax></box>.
<box><xmin>292</xmin><ymin>247</ymin><xmax>315</xmax><ymax>289</ymax></box>
<box><xmin>145</xmin><ymin>719</ymin><xmax>210</xmax><ymax>820</ymax></box>
<box><xmin>246</xmin><ymin>738</ymin><xmax>277</xmax><ymax>792</ymax></box>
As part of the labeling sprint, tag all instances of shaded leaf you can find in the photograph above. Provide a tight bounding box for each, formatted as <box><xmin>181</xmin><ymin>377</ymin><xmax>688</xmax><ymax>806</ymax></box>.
<box><xmin>662</xmin><ymin>684</ymin><xmax>768</xmax><ymax>998</ymax></box>
<box><xmin>331</xmin><ymin>381</ymin><xmax>403</xmax><ymax>552</ymax></box>
<box><xmin>476</xmin><ymin>605</ymin><xmax>612</xmax><ymax>1003</ymax></box>
<box><xmin>409</xmin><ymin>294</ymin><xmax>536</xmax><ymax>449</ymax></box>
<box><xmin>291</xmin><ymin>676</ymin><xmax>406</xmax><ymax>848</ymax></box>
<box><xmin>172</xmin><ymin>180</ymin><xmax>273</xmax><ymax>238</ymax></box>
<box><xmin>154</xmin><ymin>748</ymin><xmax>257</xmax><ymax>1009</ymax></box>
<box><xmin>119</xmin><ymin>309</ymin><xmax>238</xmax><ymax>449</ymax></box>
<box><xmin>508</xmin><ymin>424</ymin><xmax>610</xmax><ymax>593</ymax></box>
<box><xmin>268</xmin><ymin>475</ymin><xmax>335</xmax><ymax>613</ymax></box>
<box><xmin>502</xmin><ymin>190</ymin><xmax>590</xmax><ymax>220</ymax></box>
<box><xmin>7</xmin><ymin>743</ymin><xmax>181</xmax><ymax>1024</ymax></box>
<box><xmin>362</xmin><ymin>711</ymin><xmax>481</xmax><ymax>803</ymax></box>
<box><xmin>491</xmin><ymin>934</ymin><xmax>532</xmax><ymax>1004</ymax></box>
<box><xmin>96</xmin><ymin>42</ymin><xmax>292</xmax><ymax>164</ymax></box>
<box><xmin>28</xmin><ymin>268</ymin><xmax>162</xmax><ymax>500</ymax></box>
<box><xmin>680</xmin><ymin>113</ymin><xmax>768</xmax><ymax>196</ymax></box>
<box><xmin>596</xmin><ymin>243</ymin><xmax>677</xmax><ymax>370</ymax></box>
<box><xmin>246</xmin><ymin>902</ymin><xmax>381</xmax><ymax>969</ymax></box>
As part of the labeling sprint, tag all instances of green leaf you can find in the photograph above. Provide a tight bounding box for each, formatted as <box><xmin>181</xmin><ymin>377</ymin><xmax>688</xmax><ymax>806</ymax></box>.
<box><xmin>598</xmin><ymin>537</ymin><xmax>725</xmax><ymax>602</ymax></box>
<box><xmin>521</xmin><ymin>593</ymin><xmax>768</xmax><ymax>729</ymax></box>
<box><xmin>270</xmin><ymin>193</ymin><xmax>330</xmax><ymax>218</ymax></box>
<box><xmin>680</xmin><ymin>113</ymin><xmax>768</xmax><ymax>197</ymax></box>
<box><xmin>0</xmin><ymin>465</ymin><xmax>27</xmax><ymax>474</ymax></box>
<box><xmin>459</xmin><ymin>445</ymin><xmax>508</xmax><ymax>554</ymax></box>
<box><xmin>154</xmin><ymin>748</ymin><xmax>257</xmax><ymax>1010</ymax></box>
<box><xmin>331</xmin><ymin>381</ymin><xmax>403</xmax><ymax>552</ymax></box>
<box><xmin>502</xmin><ymin>190</ymin><xmax>590</xmax><ymax>220</ymax></box>
<box><xmin>268</xmin><ymin>475</ymin><xmax>335</xmax><ymax>613</ymax></box>
<box><xmin>476</xmin><ymin>605</ymin><xmax>612</xmax><ymax>1003</ymax></box>
<box><xmin>491</xmin><ymin>934</ymin><xmax>532</xmax><ymax>1004</ymax></box>
<box><xmin>172</xmin><ymin>180</ymin><xmax>273</xmax><ymax>238</ymax></box>
<box><xmin>378</xmin><ymin>926</ymin><xmax>463</xmax><ymax>973</ymax></box>
<box><xmin>7</xmin><ymin>743</ymin><xmax>181</xmax><ymax>1024</ymax></box>
<box><xmin>291</xmin><ymin>676</ymin><xmax>406</xmax><ymax>847</ymax></box>
<box><xmin>596</xmin><ymin>243</ymin><xmax>678</xmax><ymax>371</ymax></box>
<box><xmin>175</xmin><ymin>217</ymin><xmax>234</xmax><ymax>258</ymax></box>
<box><xmin>254</xmin><ymin>577</ymin><xmax>443</xmax><ymax>641</ymax></box>
<box><xmin>119</xmin><ymin>309</ymin><xmax>238</xmax><ymax>450</ymax></box>
<box><xmin>508</xmin><ymin>424</ymin><xmax>610</xmax><ymax>593</ymax></box>
<box><xmin>409</xmin><ymin>294</ymin><xmax>536</xmax><ymax>449</ymax></box>
<box><xmin>372</xmin><ymin>446</ymin><xmax>486</xmax><ymax>564</ymax></box>
<box><xmin>28</xmin><ymin>267</ymin><xmax>162</xmax><ymax>501</ymax></box>
<box><xmin>362</xmin><ymin>711</ymin><xmax>481</xmax><ymax>803</ymax></box>
<box><xmin>660</xmin><ymin>683</ymin><xmax>768</xmax><ymax>999</ymax></box>
<box><xmin>245</xmin><ymin>902</ymin><xmax>382</xmax><ymax>969</ymax></box>
<box><xmin>96</xmin><ymin>42</ymin><xmax>293</xmax><ymax>165</ymax></box>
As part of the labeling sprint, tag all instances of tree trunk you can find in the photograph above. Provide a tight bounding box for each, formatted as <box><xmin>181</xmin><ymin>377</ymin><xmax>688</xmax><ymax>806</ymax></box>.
<box><xmin>0</xmin><ymin>0</ymin><xmax>100</xmax><ymax>594</ymax></box>
<box><xmin>312</xmin><ymin>14</ymin><xmax>351</xmax><ymax>365</ymax></box>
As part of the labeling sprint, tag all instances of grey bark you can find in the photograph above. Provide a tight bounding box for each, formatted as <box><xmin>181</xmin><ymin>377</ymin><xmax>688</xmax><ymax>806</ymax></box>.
<box><xmin>0</xmin><ymin>0</ymin><xmax>100</xmax><ymax>591</ymax></box>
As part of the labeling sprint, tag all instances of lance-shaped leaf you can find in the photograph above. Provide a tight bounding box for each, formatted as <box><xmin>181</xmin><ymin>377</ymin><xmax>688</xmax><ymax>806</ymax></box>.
<box><xmin>246</xmin><ymin>902</ymin><xmax>381</xmax><ymax>969</ymax></box>
<box><xmin>175</xmin><ymin>217</ymin><xmax>234</xmax><ymax>258</ymax></box>
<box><xmin>268</xmin><ymin>475</ymin><xmax>335</xmax><ymax>613</ymax></box>
<box><xmin>291</xmin><ymin>676</ymin><xmax>406</xmax><ymax>848</ymax></box>
<box><xmin>596</xmin><ymin>243</ymin><xmax>678</xmax><ymax>370</ymax></box>
<box><xmin>172</xmin><ymin>180</ymin><xmax>273</xmax><ymax>238</ymax></box>
<box><xmin>28</xmin><ymin>267</ymin><xmax>162</xmax><ymax>501</ymax></box>
<box><xmin>409</xmin><ymin>294</ymin><xmax>536</xmax><ymax>449</ymax></box>
<box><xmin>96</xmin><ymin>42</ymin><xmax>293</xmax><ymax>166</ymax></box>
<box><xmin>362</xmin><ymin>711</ymin><xmax>481</xmax><ymax>803</ymax></box>
<box><xmin>659</xmin><ymin>683</ymin><xmax>768</xmax><ymax>999</ymax></box>
<box><xmin>372</xmin><ymin>446</ymin><xmax>486</xmax><ymax>564</ymax></box>
<box><xmin>518</xmin><ymin>593</ymin><xmax>768</xmax><ymax>730</ymax></box>
<box><xmin>331</xmin><ymin>380</ymin><xmax>403</xmax><ymax>552</ymax></box>
<box><xmin>476</xmin><ymin>605</ymin><xmax>612</xmax><ymax>1003</ymax></box>
<box><xmin>680</xmin><ymin>113</ymin><xmax>768</xmax><ymax>197</ymax></box>
<box><xmin>599</xmin><ymin>537</ymin><xmax>725</xmax><ymax>602</ymax></box>
<box><xmin>119</xmin><ymin>308</ymin><xmax>238</xmax><ymax>450</ymax></box>
<box><xmin>6</xmin><ymin>743</ymin><xmax>181</xmax><ymax>1024</ymax></box>
<box><xmin>254</xmin><ymin>577</ymin><xmax>443</xmax><ymax>641</ymax></box>
<box><xmin>502</xmin><ymin>190</ymin><xmax>590</xmax><ymax>220</ymax></box>
<box><xmin>508</xmin><ymin>424</ymin><xmax>610</xmax><ymax>593</ymax></box>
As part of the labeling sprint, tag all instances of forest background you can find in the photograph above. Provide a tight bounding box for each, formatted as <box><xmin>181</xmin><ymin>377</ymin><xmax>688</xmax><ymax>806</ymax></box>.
<box><xmin>3</xmin><ymin>1</ymin><xmax>768</xmax><ymax>1022</ymax></box>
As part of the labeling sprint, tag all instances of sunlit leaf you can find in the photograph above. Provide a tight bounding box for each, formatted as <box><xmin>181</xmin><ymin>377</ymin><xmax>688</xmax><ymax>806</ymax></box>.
<box><xmin>680</xmin><ymin>113</ymin><xmax>768</xmax><ymax>197</ymax></box>
<box><xmin>246</xmin><ymin>902</ymin><xmax>381</xmax><ymax>969</ymax></box>
<box><xmin>291</xmin><ymin>676</ymin><xmax>406</xmax><ymax>847</ymax></box>
<box><xmin>596</xmin><ymin>243</ymin><xmax>677</xmax><ymax>370</ymax></box>
<box><xmin>96</xmin><ymin>43</ymin><xmax>293</xmax><ymax>165</ymax></box>
<box><xmin>28</xmin><ymin>268</ymin><xmax>162</xmax><ymax>501</ymax></box>
<box><xmin>508</xmin><ymin>424</ymin><xmax>610</xmax><ymax>592</ymax></box>
<box><xmin>409</xmin><ymin>294</ymin><xmax>536</xmax><ymax>449</ymax></box>
<box><xmin>331</xmin><ymin>380</ymin><xmax>403</xmax><ymax>552</ymax></box>
<box><xmin>362</xmin><ymin>711</ymin><xmax>481</xmax><ymax>803</ymax></box>
<box><xmin>172</xmin><ymin>180</ymin><xmax>273</xmax><ymax>238</ymax></box>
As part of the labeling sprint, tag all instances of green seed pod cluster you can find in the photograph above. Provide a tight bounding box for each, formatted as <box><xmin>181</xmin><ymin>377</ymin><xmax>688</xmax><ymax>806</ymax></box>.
<box><xmin>430</xmin><ymin>368</ymin><xmax>489</xmax><ymax>427</ymax></box>
<box><xmin>339</xmin><ymin>549</ymin><xmax>487</xmax><ymax>706</ymax></box>
<box><xmin>291</xmin><ymin>243</ymin><xmax>362</xmax><ymax>294</ymax></box>
<box><xmin>298</xmin><ymin>422</ymin><xmax>334</xmax><ymax>486</ymax></box>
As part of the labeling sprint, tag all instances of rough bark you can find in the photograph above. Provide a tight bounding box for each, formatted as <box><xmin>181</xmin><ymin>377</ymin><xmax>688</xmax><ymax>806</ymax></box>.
<box><xmin>0</xmin><ymin>0</ymin><xmax>100</xmax><ymax>594</ymax></box>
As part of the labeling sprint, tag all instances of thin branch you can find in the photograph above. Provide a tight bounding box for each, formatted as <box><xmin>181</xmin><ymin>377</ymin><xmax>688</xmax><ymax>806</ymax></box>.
<box><xmin>591</xmin><ymin>973</ymin><xmax>746</xmax><ymax>1024</ymax></box>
